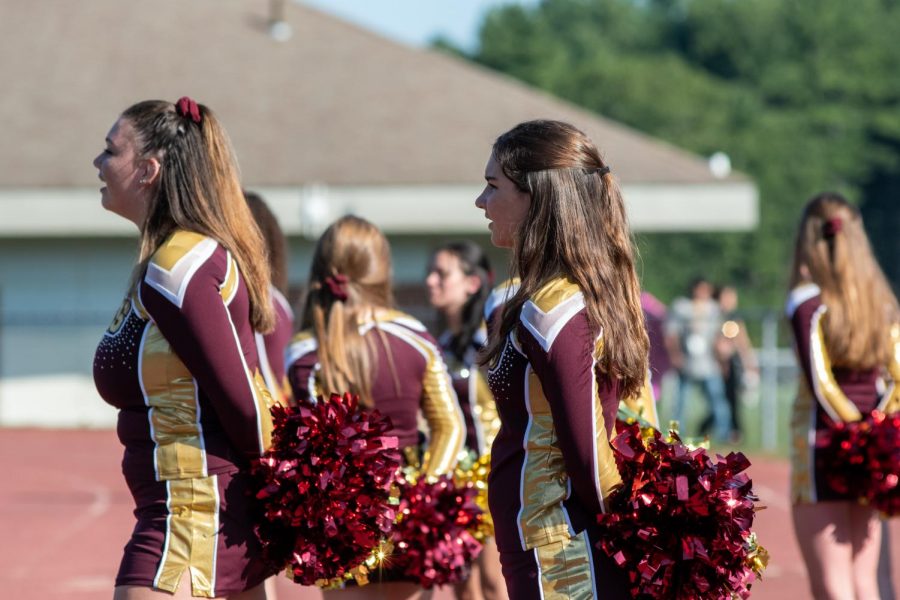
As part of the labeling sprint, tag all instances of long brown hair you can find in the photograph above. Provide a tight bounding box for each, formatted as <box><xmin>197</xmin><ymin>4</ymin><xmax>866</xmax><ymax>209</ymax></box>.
<box><xmin>789</xmin><ymin>192</ymin><xmax>899</xmax><ymax>368</ymax></box>
<box><xmin>481</xmin><ymin>120</ymin><xmax>648</xmax><ymax>398</ymax></box>
<box><xmin>300</xmin><ymin>216</ymin><xmax>395</xmax><ymax>405</ymax></box>
<box><xmin>122</xmin><ymin>99</ymin><xmax>274</xmax><ymax>332</ymax></box>
<box><xmin>244</xmin><ymin>190</ymin><xmax>289</xmax><ymax>295</ymax></box>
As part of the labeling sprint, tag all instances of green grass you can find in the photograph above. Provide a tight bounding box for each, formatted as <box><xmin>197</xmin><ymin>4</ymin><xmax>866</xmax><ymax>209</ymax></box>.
<box><xmin>655</xmin><ymin>378</ymin><xmax>797</xmax><ymax>458</ymax></box>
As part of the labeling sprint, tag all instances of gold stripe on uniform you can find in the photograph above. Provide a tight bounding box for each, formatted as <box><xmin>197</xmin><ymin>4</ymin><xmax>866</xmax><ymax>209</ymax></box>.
<box><xmin>253</xmin><ymin>369</ymin><xmax>275</xmax><ymax>451</ymax></box>
<box><xmin>219</xmin><ymin>253</ymin><xmax>239</xmax><ymax>304</ymax></box>
<box><xmin>142</xmin><ymin>324</ymin><xmax>206</xmax><ymax>480</ymax></box>
<box><xmin>790</xmin><ymin>383</ymin><xmax>816</xmax><ymax>504</ymax></box>
<box><xmin>517</xmin><ymin>367</ymin><xmax>572</xmax><ymax>548</ymax></box>
<box><xmin>883</xmin><ymin>324</ymin><xmax>900</xmax><ymax>413</ymax></box>
<box><xmin>621</xmin><ymin>372</ymin><xmax>660</xmax><ymax>429</ymax></box>
<box><xmin>809</xmin><ymin>309</ymin><xmax>861</xmax><ymax>422</ymax></box>
<box><xmin>379</xmin><ymin>322</ymin><xmax>464</xmax><ymax>477</ymax></box>
<box><xmin>154</xmin><ymin>476</ymin><xmax>219</xmax><ymax>597</ymax></box>
<box><xmin>472</xmin><ymin>369</ymin><xmax>501</xmax><ymax>450</ymax></box>
<box><xmin>534</xmin><ymin>531</ymin><xmax>597</xmax><ymax>600</ymax></box>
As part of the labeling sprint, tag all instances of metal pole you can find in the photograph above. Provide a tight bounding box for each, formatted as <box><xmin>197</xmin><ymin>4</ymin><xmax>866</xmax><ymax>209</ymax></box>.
<box><xmin>761</xmin><ymin>311</ymin><xmax>779</xmax><ymax>451</ymax></box>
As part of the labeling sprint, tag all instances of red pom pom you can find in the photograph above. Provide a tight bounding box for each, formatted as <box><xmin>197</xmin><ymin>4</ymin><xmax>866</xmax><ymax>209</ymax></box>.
<box><xmin>815</xmin><ymin>410</ymin><xmax>900</xmax><ymax>515</ymax></box>
<box><xmin>391</xmin><ymin>475</ymin><xmax>484</xmax><ymax>588</ymax></box>
<box><xmin>867</xmin><ymin>411</ymin><xmax>900</xmax><ymax>515</ymax></box>
<box><xmin>595</xmin><ymin>422</ymin><xmax>763</xmax><ymax>599</ymax></box>
<box><xmin>251</xmin><ymin>393</ymin><xmax>402</xmax><ymax>585</ymax></box>
<box><xmin>815</xmin><ymin>416</ymin><xmax>871</xmax><ymax>498</ymax></box>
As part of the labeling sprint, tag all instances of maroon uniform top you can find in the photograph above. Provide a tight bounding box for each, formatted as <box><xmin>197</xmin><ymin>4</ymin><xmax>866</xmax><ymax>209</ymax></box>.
<box><xmin>438</xmin><ymin>326</ymin><xmax>500</xmax><ymax>455</ymax></box>
<box><xmin>787</xmin><ymin>283</ymin><xmax>900</xmax><ymax>502</ymax></box>
<box><xmin>286</xmin><ymin>310</ymin><xmax>465</xmax><ymax>477</ymax></box>
<box><xmin>485</xmin><ymin>276</ymin><xmax>622</xmax><ymax>553</ymax></box>
<box><xmin>256</xmin><ymin>286</ymin><xmax>294</xmax><ymax>407</ymax></box>
<box><xmin>94</xmin><ymin>231</ymin><xmax>274</xmax><ymax>484</ymax></box>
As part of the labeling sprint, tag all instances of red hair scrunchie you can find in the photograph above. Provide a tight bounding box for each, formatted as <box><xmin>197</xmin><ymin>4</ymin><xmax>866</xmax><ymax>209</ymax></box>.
<box><xmin>324</xmin><ymin>274</ymin><xmax>350</xmax><ymax>301</ymax></box>
<box><xmin>822</xmin><ymin>217</ymin><xmax>842</xmax><ymax>238</ymax></box>
<box><xmin>175</xmin><ymin>96</ymin><xmax>202</xmax><ymax>124</ymax></box>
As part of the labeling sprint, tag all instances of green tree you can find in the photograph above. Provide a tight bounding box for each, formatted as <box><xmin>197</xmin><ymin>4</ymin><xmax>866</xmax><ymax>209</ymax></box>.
<box><xmin>444</xmin><ymin>0</ymin><xmax>900</xmax><ymax>306</ymax></box>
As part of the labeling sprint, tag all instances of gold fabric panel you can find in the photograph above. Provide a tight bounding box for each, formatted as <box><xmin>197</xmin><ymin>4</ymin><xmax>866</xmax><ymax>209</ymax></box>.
<box><xmin>106</xmin><ymin>297</ymin><xmax>131</xmax><ymax>335</ymax></box>
<box><xmin>218</xmin><ymin>253</ymin><xmax>238</xmax><ymax>302</ymax></box>
<box><xmin>621</xmin><ymin>373</ymin><xmax>660</xmax><ymax>429</ymax></box>
<box><xmin>472</xmin><ymin>369</ymin><xmax>501</xmax><ymax>449</ymax></box>
<box><xmin>884</xmin><ymin>324</ymin><xmax>900</xmax><ymax>413</ymax></box>
<box><xmin>590</xmin><ymin>337</ymin><xmax>623</xmax><ymax>505</ymax></box>
<box><xmin>141</xmin><ymin>324</ymin><xmax>206</xmax><ymax>480</ymax></box>
<box><xmin>253</xmin><ymin>369</ymin><xmax>275</xmax><ymax>451</ymax></box>
<box><xmin>531</xmin><ymin>276</ymin><xmax>580</xmax><ymax>313</ymax></box>
<box><xmin>518</xmin><ymin>368</ymin><xmax>575</xmax><ymax>548</ymax></box>
<box><xmin>153</xmin><ymin>231</ymin><xmax>208</xmax><ymax>271</ymax></box>
<box><xmin>418</xmin><ymin>341</ymin><xmax>465</xmax><ymax>477</ymax></box>
<box><xmin>534</xmin><ymin>531</ymin><xmax>597</xmax><ymax>599</ymax></box>
<box><xmin>809</xmin><ymin>314</ymin><xmax>862</xmax><ymax>422</ymax></box>
<box><xmin>154</xmin><ymin>476</ymin><xmax>219</xmax><ymax>597</ymax></box>
<box><xmin>790</xmin><ymin>383</ymin><xmax>816</xmax><ymax>504</ymax></box>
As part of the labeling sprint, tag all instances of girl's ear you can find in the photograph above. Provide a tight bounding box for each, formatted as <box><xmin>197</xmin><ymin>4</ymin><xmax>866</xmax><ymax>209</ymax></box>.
<box><xmin>138</xmin><ymin>157</ymin><xmax>161</xmax><ymax>186</ymax></box>
<box><xmin>464</xmin><ymin>274</ymin><xmax>481</xmax><ymax>296</ymax></box>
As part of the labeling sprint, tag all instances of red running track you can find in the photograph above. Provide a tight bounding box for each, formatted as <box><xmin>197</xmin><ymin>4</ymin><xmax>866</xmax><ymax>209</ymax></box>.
<box><xmin>1</xmin><ymin>429</ymin><xmax>898</xmax><ymax>599</ymax></box>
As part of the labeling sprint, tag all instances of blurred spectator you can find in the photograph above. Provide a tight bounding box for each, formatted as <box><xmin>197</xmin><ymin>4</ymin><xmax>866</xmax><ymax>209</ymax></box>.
<box><xmin>699</xmin><ymin>285</ymin><xmax>758</xmax><ymax>442</ymax></box>
<box><xmin>664</xmin><ymin>277</ymin><xmax>732</xmax><ymax>441</ymax></box>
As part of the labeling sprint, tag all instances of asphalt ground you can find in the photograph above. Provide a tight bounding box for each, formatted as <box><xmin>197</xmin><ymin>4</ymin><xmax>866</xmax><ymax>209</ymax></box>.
<box><xmin>2</xmin><ymin>429</ymin><xmax>898</xmax><ymax>599</ymax></box>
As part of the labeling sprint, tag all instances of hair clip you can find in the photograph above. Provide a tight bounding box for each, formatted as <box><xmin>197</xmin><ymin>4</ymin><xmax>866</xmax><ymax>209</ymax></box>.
<box><xmin>175</xmin><ymin>96</ymin><xmax>202</xmax><ymax>124</ymax></box>
<box><xmin>588</xmin><ymin>166</ymin><xmax>611</xmax><ymax>176</ymax></box>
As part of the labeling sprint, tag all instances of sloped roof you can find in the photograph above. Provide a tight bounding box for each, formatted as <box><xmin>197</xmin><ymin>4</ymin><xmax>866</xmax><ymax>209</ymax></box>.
<box><xmin>0</xmin><ymin>0</ymin><xmax>745</xmax><ymax>187</ymax></box>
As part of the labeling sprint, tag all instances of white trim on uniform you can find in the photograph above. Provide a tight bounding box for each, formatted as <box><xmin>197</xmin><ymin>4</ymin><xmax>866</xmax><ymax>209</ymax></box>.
<box><xmin>145</xmin><ymin>237</ymin><xmax>218</xmax><ymax>308</ymax></box>
<box><xmin>520</xmin><ymin>293</ymin><xmax>586</xmax><ymax>352</ymax></box>
<box><xmin>785</xmin><ymin>283</ymin><xmax>821</xmax><ymax>318</ymax></box>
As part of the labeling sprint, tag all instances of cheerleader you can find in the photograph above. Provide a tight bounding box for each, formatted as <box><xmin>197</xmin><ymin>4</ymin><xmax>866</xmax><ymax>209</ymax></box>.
<box><xmin>425</xmin><ymin>241</ymin><xmax>507</xmax><ymax>600</ymax></box>
<box><xmin>475</xmin><ymin>119</ymin><xmax>650</xmax><ymax>599</ymax></box>
<box><xmin>245</xmin><ymin>191</ymin><xmax>295</xmax><ymax>408</ymax></box>
<box><xmin>786</xmin><ymin>192</ymin><xmax>900</xmax><ymax>599</ymax></box>
<box><xmin>286</xmin><ymin>216</ymin><xmax>465</xmax><ymax>600</ymax></box>
<box><xmin>92</xmin><ymin>98</ymin><xmax>276</xmax><ymax>599</ymax></box>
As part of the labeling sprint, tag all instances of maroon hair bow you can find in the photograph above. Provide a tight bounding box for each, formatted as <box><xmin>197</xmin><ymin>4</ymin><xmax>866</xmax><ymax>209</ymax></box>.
<box><xmin>324</xmin><ymin>273</ymin><xmax>350</xmax><ymax>301</ymax></box>
<box><xmin>822</xmin><ymin>217</ymin><xmax>843</xmax><ymax>239</ymax></box>
<box><xmin>175</xmin><ymin>96</ymin><xmax>202</xmax><ymax>124</ymax></box>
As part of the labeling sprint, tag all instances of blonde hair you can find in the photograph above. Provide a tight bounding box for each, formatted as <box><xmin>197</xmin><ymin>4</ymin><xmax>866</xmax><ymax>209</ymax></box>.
<box><xmin>123</xmin><ymin>100</ymin><xmax>274</xmax><ymax>332</ymax></box>
<box><xmin>480</xmin><ymin>120</ymin><xmax>649</xmax><ymax>399</ymax></box>
<box><xmin>789</xmin><ymin>192</ymin><xmax>899</xmax><ymax>368</ymax></box>
<box><xmin>300</xmin><ymin>216</ymin><xmax>396</xmax><ymax>405</ymax></box>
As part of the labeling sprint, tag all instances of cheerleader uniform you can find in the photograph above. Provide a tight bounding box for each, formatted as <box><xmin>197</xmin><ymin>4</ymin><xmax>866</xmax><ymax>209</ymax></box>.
<box><xmin>438</xmin><ymin>326</ymin><xmax>501</xmax><ymax>455</ymax></box>
<box><xmin>93</xmin><ymin>231</ymin><xmax>276</xmax><ymax>597</ymax></box>
<box><xmin>285</xmin><ymin>309</ymin><xmax>465</xmax><ymax>478</ymax></box>
<box><xmin>255</xmin><ymin>286</ymin><xmax>294</xmax><ymax>407</ymax></box>
<box><xmin>787</xmin><ymin>283</ymin><xmax>900</xmax><ymax>503</ymax></box>
<box><xmin>485</xmin><ymin>275</ymin><xmax>633</xmax><ymax>600</ymax></box>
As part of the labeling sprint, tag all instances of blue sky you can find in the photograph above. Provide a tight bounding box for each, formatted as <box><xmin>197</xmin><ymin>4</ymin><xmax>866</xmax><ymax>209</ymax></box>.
<box><xmin>298</xmin><ymin>0</ymin><xmax>536</xmax><ymax>50</ymax></box>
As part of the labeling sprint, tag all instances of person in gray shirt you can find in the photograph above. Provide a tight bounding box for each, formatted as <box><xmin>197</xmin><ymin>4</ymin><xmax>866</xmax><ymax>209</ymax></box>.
<box><xmin>664</xmin><ymin>277</ymin><xmax>732</xmax><ymax>442</ymax></box>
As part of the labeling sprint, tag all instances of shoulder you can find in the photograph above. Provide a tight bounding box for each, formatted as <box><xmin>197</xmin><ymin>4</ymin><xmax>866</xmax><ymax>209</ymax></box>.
<box><xmin>785</xmin><ymin>283</ymin><xmax>822</xmax><ymax>319</ymax></box>
<box><xmin>270</xmin><ymin>286</ymin><xmax>295</xmax><ymax>320</ymax></box>
<box><xmin>374</xmin><ymin>311</ymin><xmax>441</xmax><ymax>355</ymax></box>
<box><xmin>144</xmin><ymin>230</ymin><xmax>224</xmax><ymax>307</ymax></box>
<box><xmin>484</xmin><ymin>278</ymin><xmax>521</xmax><ymax>322</ymax></box>
<box><xmin>376</xmin><ymin>309</ymin><xmax>429</xmax><ymax>334</ymax></box>
<box><xmin>520</xmin><ymin>276</ymin><xmax>586</xmax><ymax>352</ymax></box>
<box><xmin>286</xmin><ymin>329</ymin><xmax>318</xmax><ymax>365</ymax></box>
